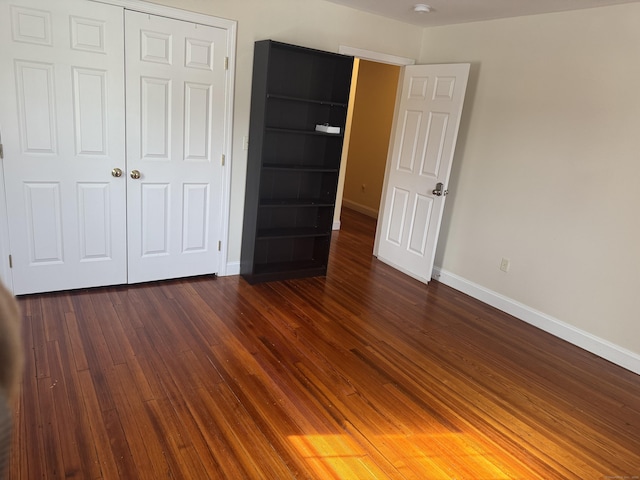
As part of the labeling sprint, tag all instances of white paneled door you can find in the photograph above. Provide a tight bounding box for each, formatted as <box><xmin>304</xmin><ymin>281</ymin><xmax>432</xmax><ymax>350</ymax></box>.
<box><xmin>374</xmin><ymin>64</ymin><xmax>470</xmax><ymax>283</ymax></box>
<box><xmin>124</xmin><ymin>10</ymin><xmax>227</xmax><ymax>284</ymax></box>
<box><xmin>0</xmin><ymin>1</ymin><xmax>230</xmax><ymax>294</ymax></box>
<box><xmin>0</xmin><ymin>0</ymin><xmax>127</xmax><ymax>294</ymax></box>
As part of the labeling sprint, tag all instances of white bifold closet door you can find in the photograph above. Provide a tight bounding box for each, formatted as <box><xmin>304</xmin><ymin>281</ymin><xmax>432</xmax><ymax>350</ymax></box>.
<box><xmin>0</xmin><ymin>0</ymin><xmax>127</xmax><ymax>294</ymax></box>
<box><xmin>124</xmin><ymin>10</ymin><xmax>227</xmax><ymax>284</ymax></box>
<box><xmin>0</xmin><ymin>0</ymin><xmax>228</xmax><ymax>294</ymax></box>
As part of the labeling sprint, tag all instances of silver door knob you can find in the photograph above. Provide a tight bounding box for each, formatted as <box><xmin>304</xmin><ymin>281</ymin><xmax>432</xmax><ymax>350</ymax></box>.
<box><xmin>432</xmin><ymin>182</ymin><xmax>448</xmax><ymax>196</ymax></box>
<box><xmin>130</xmin><ymin>170</ymin><xmax>141</xmax><ymax>180</ymax></box>
<box><xmin>111</xmin><ymin>168</ymin><xmax>123</xmax><ymax>177</ymax></box>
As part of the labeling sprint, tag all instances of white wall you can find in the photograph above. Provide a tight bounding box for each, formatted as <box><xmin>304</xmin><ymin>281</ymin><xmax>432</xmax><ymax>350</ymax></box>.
<box><xmin>145</xmin><ymin>0</ymin><xmax>424</xmax><ymax>267</ymax></box>
<box><xmin>421</xmin><ymin>4</ymin><xmax>640</xmax><ymax>360</ymax></box>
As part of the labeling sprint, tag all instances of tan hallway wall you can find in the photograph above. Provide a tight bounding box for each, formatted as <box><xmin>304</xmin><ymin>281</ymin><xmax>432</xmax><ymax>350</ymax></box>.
<box><xmin>342</xmin><ymin>60</ymin><xmax>400</xmax><ymax>218</ymax></box>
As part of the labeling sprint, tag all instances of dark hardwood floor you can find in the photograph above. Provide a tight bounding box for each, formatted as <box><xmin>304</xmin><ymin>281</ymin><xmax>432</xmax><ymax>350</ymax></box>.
<box><xmin>9</xmin><ymin>208</ymin><xmax>640</xmax><ymax>479</ymax></box>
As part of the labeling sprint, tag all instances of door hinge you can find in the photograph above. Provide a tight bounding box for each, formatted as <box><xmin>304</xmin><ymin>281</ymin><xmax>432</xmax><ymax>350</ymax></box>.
<box><xmin>224</xmin><ymin>57</ymin><xmax>229</xmax><ymax>70</ymax></box>
<box><xmin>0</xmin><ymin>143</ymin><xmax>4</xmax><ymax>160</ymax></box>
<box><xmin>221</xmin><ymin>154</ymin><xmax>225</xmax><ymax>166</ymax></box>
<box><xmin>217</xmin><ymin>241</ymin><xmax>222</xmax><ymax>251</ymax></box>
<box><xmin>8</xmin><ymin>255</ymin><xmax>12</xmax><ymax>269</ymax></box>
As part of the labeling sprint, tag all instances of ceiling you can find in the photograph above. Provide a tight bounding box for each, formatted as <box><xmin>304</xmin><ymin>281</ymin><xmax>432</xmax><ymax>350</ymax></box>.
<box><xmin>322</xmin><ymin>0</ymin><xmax>640</xmax><ymax>26</ymax></box>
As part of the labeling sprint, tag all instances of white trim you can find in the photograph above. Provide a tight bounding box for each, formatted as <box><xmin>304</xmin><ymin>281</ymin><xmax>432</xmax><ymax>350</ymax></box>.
<box><xmin>432</xmin><ymin>267</ymin><xmax>640</xmax><ymax>376</ymax></box>
<box><xmin>224</xmin><ymin>261</ymin><xmax>240</xmax><ymax>276</ymax></box>
<box><xmin>338</xmin><ymin>46</ymin><xmax>415</xmax><ymax>66</ymax></box>
<box><xmin>0</xmin><ymin>146</ymin><xmax>12</xmax><ymax>291</ymax></box>
<box><xmin>90</xmin><ymin>0</ymin><xmax>236</xmax><ymax>28</ymax></box>
<box><xmin>332</xmin><ymin>220</ymin><xmax>341</xmax><ymax>231</ymax></box>
<box><xmin>342</xmin><ymin>199</ymin><xmax>378</xmax><ymax>219</ymax></box>
<box><xmin>217</xmin><ymin>35</ymin><xmax>236</xmax><ymax>275</ymax></box>
<box><xmin>93</xmin><ymin>0</ymin><xmax>236</xmax><ymax>277</ymax></box>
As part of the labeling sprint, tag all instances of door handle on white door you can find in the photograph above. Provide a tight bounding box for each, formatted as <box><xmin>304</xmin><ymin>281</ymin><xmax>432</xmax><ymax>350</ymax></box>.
<box><xmin>432</xmin><ymin>182</ymin><xmax>448</xmax><ymax>196</ymax></box>
<box><xmin>130</xmin><ymin>170</ymin><xmax>141</xmax><ymax>179</ymax></box>
<box><xmin>111</xmin><ymin>168</ymin><xmax>123</xmax><ymax>177</ymax></box>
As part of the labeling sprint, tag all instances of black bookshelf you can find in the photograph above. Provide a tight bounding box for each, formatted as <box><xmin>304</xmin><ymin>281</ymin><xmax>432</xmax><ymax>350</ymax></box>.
<box><xmin>241</xmin><ymin>40</ymin><xmax>353</xmax><ymax>284</ymax></box>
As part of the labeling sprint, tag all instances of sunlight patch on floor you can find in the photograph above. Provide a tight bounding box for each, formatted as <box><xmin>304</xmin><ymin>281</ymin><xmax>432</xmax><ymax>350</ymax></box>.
<box><xmin>289</xmin><ymin>433</ymin><xmax>513</xmax><ymax>479</ymax></box>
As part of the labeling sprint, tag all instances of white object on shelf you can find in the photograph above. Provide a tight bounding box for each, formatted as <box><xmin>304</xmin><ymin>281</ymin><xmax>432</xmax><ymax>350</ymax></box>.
<box><xmin>315</xmin><ymin>124</ymin><xmax>340</xmax><ymax>134</ymax></box>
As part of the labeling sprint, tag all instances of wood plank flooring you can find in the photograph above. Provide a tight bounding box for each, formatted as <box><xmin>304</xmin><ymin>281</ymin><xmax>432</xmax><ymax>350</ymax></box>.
<box><xmin>9</xmin><ymin>208</ymin><xmax>640</xmax><ymax>479</ymax></box>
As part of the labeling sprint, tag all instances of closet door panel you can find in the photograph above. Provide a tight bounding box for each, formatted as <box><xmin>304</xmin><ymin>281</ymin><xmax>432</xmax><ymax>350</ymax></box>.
<box><xmin>0</xmin><ymin>0</ymin><xmax>126</xmax><ymax>294</ymax></box>
<box><xmin>125</xmin><ymin>10</ymin><xmax>228</xmax><ymax>283</ymax></box>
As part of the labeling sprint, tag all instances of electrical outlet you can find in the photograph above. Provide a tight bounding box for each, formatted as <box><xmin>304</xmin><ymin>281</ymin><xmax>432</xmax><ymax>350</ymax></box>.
<box><xmin>500</xmin><ymin>257</ymin><xmax>510</xmax><ymax>273</ymax></box>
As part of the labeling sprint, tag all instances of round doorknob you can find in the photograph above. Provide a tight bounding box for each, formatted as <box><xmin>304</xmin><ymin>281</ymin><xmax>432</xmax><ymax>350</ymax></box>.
<box><xmin>111</xmin><ymin>167</ymin><xmax>123</xmax><ymax>178</ymax></box>
<box><xmin>130</xmin><ymin>170</ymin><xmax>141</xmax><ymax>180</ymax></box>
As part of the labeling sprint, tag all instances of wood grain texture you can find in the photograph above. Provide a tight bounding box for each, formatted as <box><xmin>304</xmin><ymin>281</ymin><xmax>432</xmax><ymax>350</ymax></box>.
<box><xmin>9</xmin><ymin>208</ymin><xmax>640</xmax><ymax>479</ymax></box>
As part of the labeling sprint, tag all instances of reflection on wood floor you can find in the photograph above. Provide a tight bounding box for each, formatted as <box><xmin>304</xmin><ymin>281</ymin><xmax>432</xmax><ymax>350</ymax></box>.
<box><xmin>10</xmin><ymin>208</ymin><xmax>640</xmax><ymax>479</ymax></box>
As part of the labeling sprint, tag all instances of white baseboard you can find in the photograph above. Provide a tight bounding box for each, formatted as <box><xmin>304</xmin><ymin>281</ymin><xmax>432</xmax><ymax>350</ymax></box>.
<box><xmin>222</xmin><ymin>261</ymin><xmax>240</xmax><ymax>276</ymax></box>
<box><xmin>333</xmin><ymin>220</ymin><xmax>341</xmax><ymax>230</ymax></box>
<box><xmin>432</xmin><ymin>267</ymin><xmax>640</xmax><ymax>376</ymax></box>
<box><xmin>342</xmin><ymin>199</ymin><xmax>378</xmax><ymax>219</ymax></box>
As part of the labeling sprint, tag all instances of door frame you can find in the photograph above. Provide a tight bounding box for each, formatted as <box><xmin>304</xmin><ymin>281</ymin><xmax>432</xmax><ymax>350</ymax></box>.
<box><xmin>0</xmin><ymin>150</ymin><xmax>11</xmax><ymax>290</ymax></box>
<box><xmin>0</xmin><ymin>0</ymin><xmax>237</xmax><ymax>290</ymax></box>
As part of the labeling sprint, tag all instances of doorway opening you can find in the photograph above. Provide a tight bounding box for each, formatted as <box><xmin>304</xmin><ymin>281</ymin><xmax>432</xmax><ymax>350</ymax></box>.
<box><xmin>334</xmin><ymin>47</ymin><xmax>414</xmax><ymax>242</ymax></box>
<box><xmin>341</xmin><ymin>59</ymin><xmax>400</xmax><ymax>220</ymax></box>
<box><xmin>335</xmin><ymin>49</ymin><xmax>470</xmax><ymax>284</ymax></box>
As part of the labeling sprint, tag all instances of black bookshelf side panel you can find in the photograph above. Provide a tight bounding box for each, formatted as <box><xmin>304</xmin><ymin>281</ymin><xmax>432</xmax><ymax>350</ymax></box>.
<box><xmin>241</xmin><ymin>40</ymin><xmax>271</xmax><ymax>277</ymax></box>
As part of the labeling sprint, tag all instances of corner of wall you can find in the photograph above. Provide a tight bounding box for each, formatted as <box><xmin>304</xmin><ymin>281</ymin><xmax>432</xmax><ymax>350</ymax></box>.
<box><xmin>417</xmin><ymin>25</ymin><xmax>430</xmax><ymax>63</ymax></box>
